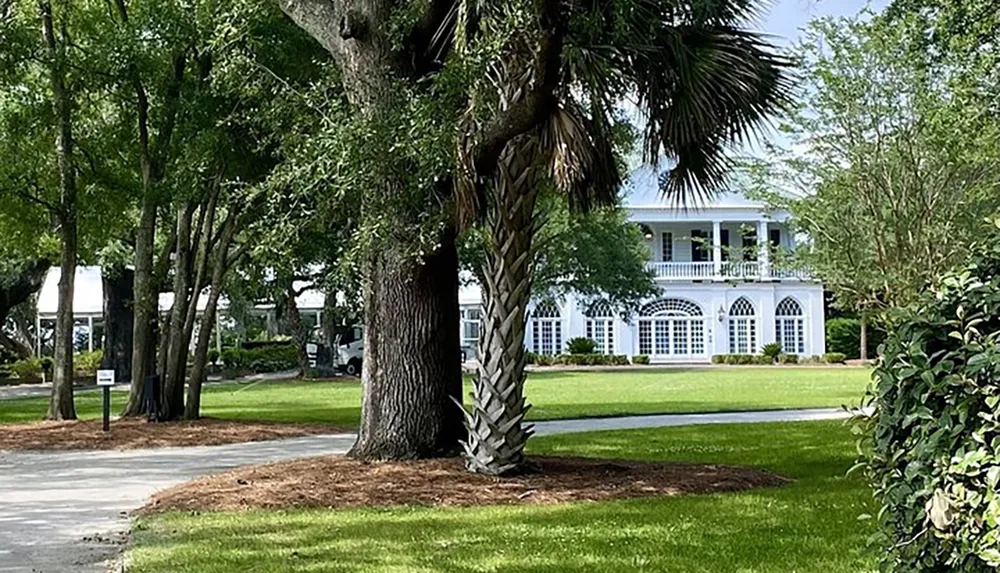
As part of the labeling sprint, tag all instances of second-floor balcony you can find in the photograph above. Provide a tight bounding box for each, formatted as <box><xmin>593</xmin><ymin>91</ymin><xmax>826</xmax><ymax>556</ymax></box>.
<box><xmin>645</xmin><ymin>261</ymin><xmax>813</xmax><ymax>281</ymax></box>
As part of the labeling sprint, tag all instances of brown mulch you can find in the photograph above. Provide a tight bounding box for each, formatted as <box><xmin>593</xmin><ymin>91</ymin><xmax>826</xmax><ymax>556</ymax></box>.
<box><xmin>141</xmin><ymin>455</ymin><xmax>789</xmax><ymax>515</ymax></box>
<box><xmin>0</xmin><ymin>418</ymin><xmax>347</xmax><ymax>451</ymax></box>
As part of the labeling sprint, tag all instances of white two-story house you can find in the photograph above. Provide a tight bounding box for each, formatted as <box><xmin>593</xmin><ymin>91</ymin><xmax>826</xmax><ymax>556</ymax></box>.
<box><xmin>459</xmin><ymin>166</ymin><xmax>826</xmax><ymax>363</ymax></box>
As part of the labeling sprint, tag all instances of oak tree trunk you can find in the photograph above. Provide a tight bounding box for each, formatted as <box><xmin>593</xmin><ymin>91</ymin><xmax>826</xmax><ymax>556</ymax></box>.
<box><xmin>0</xmin><ymin>259</ymin><xmax>51</xmax><ymax>359</ymax></box>
<box><xmin>349</xmin><ymin>231</ymin><xmax>465</xmax><ymax>460</ymax></box>
<box><xmin>163</xmin><ymin>202</ymin><xmax>194</xmax><ymax>419</ymax></box>
<box><xmin>124</xmin><ymin>194</ymin><xmax>158</xmax><ymax>416</ymax></box>
<box><xmin>42</xmin><ymin>0</ymin><xmax>77</xmax><ymax>420</ymax></box>
<box><xmin>100</xmin><ymin>266</ymin><xmax>134</xmax><ymax>385</ymax></box>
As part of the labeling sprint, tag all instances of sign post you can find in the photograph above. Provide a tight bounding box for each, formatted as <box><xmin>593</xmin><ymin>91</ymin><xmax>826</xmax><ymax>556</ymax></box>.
<box><xmin>96</xmin><ymin>370</ymin><xmax>115</xmax><ymax>432</ymax></box>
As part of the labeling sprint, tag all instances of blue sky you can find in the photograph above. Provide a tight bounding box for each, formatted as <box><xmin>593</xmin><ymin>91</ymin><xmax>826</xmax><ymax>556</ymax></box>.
<box><xmin>757</xmin><ymin>0</ymin><xmax>889</xmax><ymax>46</ymax></box>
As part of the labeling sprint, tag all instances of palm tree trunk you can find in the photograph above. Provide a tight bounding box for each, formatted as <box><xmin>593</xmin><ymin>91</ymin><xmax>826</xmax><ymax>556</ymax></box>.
<box><xmin>462</xmin><ymin>138</ymin><xmax>540</xmax><ymax>475</ymax></box>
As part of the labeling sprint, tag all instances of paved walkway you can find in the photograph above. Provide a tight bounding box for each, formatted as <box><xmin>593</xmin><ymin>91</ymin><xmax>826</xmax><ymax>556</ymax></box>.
<box><xmin>0</xmin><ymin>408</ymin><xmax>853</xmax><ymax>573</ymax></box>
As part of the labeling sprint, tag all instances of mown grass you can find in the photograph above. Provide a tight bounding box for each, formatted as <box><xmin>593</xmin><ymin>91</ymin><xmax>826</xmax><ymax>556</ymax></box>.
<box><xmin>129</xmin><ymin>420</ymin><xmax>877</xmax><ymax>573</ymax></box>
<box><xmin>0</xmin><ymin>367</ymin><xmax>870</xmax><ymax>426</ymax></box>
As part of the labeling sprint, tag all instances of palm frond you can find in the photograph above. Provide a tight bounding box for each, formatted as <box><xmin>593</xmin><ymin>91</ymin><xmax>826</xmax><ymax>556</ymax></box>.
<box><xmin>541</xmin><ymin>101</ymin><xmax>621</xmax><ymax>212</ymax></box>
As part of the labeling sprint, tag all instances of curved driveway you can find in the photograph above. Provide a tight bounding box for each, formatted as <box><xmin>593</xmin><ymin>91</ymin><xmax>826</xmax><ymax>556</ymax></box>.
<box><xmin>0</xmin><ymin>408</ymin><xmax>851</xmax><ymax>573</ymax></box>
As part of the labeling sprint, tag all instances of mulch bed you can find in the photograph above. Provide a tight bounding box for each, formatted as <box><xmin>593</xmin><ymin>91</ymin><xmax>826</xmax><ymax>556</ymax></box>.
<box><xmin>141</xmin><ymin>455</ymin><xmax>789</xmax><ymax>515</ymax></box>
<box><xmin>0</xmin><ymin>418</ymin><xmax>347</xmax><ymax>451</ymax></box>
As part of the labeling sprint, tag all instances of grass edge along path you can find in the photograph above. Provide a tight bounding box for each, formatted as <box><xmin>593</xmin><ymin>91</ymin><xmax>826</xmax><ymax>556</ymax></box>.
<box><xmin>128</xmin><ymin>419</ymin><xmax>877</xmax><ymax>573</ymax></box>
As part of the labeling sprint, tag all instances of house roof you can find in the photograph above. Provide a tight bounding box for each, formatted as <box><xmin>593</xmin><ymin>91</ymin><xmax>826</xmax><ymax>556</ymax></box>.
<box><xmin>622</xmin><ymin>164</ymin><xmax>786</xmax><ymax>211</ymax></box>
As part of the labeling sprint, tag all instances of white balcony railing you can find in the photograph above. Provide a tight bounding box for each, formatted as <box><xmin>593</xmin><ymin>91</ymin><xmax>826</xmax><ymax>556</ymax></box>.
<box><xmin>647</xmin><ymin>262</ymin><xmax>715</xmax><ymax>279</ymax></box>
<box><xmin>646</xmin><ymin>262</ymin><xmax>813</xmax><ymax>281</ymax></box>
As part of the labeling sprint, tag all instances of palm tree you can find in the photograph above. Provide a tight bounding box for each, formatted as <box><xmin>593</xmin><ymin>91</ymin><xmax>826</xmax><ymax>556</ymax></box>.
<box><xmin>456</xmin><ymin>0</ymin><xmax>792</xmax><ymax>475</ymax></box>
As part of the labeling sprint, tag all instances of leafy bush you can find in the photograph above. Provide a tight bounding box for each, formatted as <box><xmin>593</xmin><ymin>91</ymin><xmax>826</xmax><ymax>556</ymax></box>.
<box><xmin>631</xmin><ymin>354</ymin><xmax>650</xmax><ymax>365</ymax></box>
<box><xmin>7</xmin><ymin>358</ymin><xmax>42</xmax><ymax>379</ymax></box>
<box><xmin>861</xmin><ymin>240</ymin><xmax>1000</xmax><ymax>571</ymax></box>
<box><xmin>778</xmin><ymin>353</ymin><xmax>799</xmax><ymax>365</ymax></box>
<box><xmin>762</xmin><ymin>342</ymin><xmax>783</xmax><ymax>361</ymax></box>
<box><xmin>548</xmin><ymin>353</ymin><xmax>631</xmax><ymax>366</ymax></box>
<box><xmin>566</xmin><ymin>337</ymin><xmax>597</xmax><ymax>355</ymax></box>
<box><xmin>826</xmin><ymin>317</ymin><xmax>886</xmax><ymax>359</ymax></box>
<box><xmin>822</xmin><ymin>352</ymin><xmax>846</xmax><ymax>364</ymax></box>
<box><xmin>207</xmin><ymin>349</ymin><xmax>220</xmax><ymax>365</ymax></box>
<box><xmin>220</xmin><ymin>344</ymin><xmax>298</xmax><ymax>373</ymax></box>
<box><xmin>711</xmin><ymin>354</ymin><xmax>725</xmax><ymax>364</ymax></box>
<box><xmin>73</xmin><ymin>350</ymin><xmax>104</xmax><ymax>377</ymax></box>
<box><xmin>524</xmin><ymin>351</ymin><xmax>537</xmax><ymax>365</ymax></box>
<box><xmin>534</xmin><ymin>354</ymin><xmax>555</xmax><ymax>366</ymax></box>
<box><xmin>611</xmin><ymin>354</ymin><xmax>629</xmax><ymax>366</ymax></box>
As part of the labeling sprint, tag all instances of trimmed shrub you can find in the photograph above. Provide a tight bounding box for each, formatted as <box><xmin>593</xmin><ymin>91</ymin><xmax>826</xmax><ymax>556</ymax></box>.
<box><xmin>8</xmin><ymin>358</ymin><xmax>42</xmax><ymax>379</ymax></box>
<box><xmin>762</xmin><ymin>342</ymin><xmax>783</xmax><ymax>362</ymax></box>
<box><xmin>754</xmin><ymin>354</ymin><xmax>774</xmax><ymax>365</ymax></box>
<box><xmin>861</xmin><ymin>239</ymin><xmax>1000</xmax><ymax>571</ymax></box>
<box><xmin>534</xmin><ymin>354</ymin><xmax>555</xmax><ymax>366</ymax></box>
<box><xmin>778</xmin><ymin>353</ymin><xmax>799</xmax><ymax>365</ymax></box>
<box><xmin>822</xmin><ymin>352</ymin><xmax>846</xmax><ymax>364</ymax></box>
<box><xmin>566</xmin><ymin>337</ymin><xmax>597</xmax><ymax>355</ymax></box>
<box><xmin>220</xmin><ymin>344</ymin><xmax>298</xmax><ymax>373</ymax></box>
<box><xmin>611</xmin><ymin>354</ymin><xmax>629</xmax><ymax>366</ymax></box>
<box><xmin>711</xmin><ymin>354</ymin><xmax>726</xmax><ymax>364</ymax></box>
<box><xmin>631</xmin><ymin>354</ymin><xmax>650</xmax><ymax>365</ymax></box>
<box><xmin>73</xmin><ymin>350</ymin><xmax>104</xmax><ymax>377</ymax></box>
<box><xmin>524</xmin><ymin>351</ymin><xmax>537</xmax><ymax>365</ymax></box>
<box><xmin>207</xmin><ymin>349</ymin><xmax>220</xmax><ymax>365</ymax></box>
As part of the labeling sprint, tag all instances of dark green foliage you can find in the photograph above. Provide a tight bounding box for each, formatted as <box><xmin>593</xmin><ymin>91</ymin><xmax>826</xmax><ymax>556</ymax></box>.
<box><xmin>778</xmin><ymin>354</ymin><xmax>799</xmax><ymax>365</ymax></box>
<box><xmin>861</xmin><ymin>232</ymin><xmax>1000</xmax><ymax>571</ymax></box>
<box><xmin>566</xmin><ymin>337</ymin><xmax>597</xmax><ymax>355</ymax></box>
<box><xmin>826</xmin><ymin>318</ymin><xmax>886</xmax><ymax>359</ymax></box>
<box><xmin>531</xmin><ymin>353</ymin><xmax>632</xmax><ymax>366</ymax></box>
<box><xmin>631</xmin><ymin>355</ymin><xmax>650</xmax><ymax>365</ymax></box>
<box><xmin>220</xmin><ymin>344</ymin><xmax>298</xmax><ymax>373</ymax></box>
<box><xmin>713</xmin><ymin>354</ymin><xmax>777</xmax><ymax>365</ymax></box>
<box><xmin>762</xmin><ymin>343</ymin><xmax>783</xmax><ymax>361</ymax></box>
<box><xmin>207</xmin><ymin>349</ymin><xmax>220</xmax><ymax>366</ymax></box>
<box><xmin>822</xmin><ymin>353</ymin><xmax>847</xmax><ymax>364</ymax></box>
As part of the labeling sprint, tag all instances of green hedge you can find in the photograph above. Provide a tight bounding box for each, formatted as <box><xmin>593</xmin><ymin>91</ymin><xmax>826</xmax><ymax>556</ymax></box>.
<box><xmin>711</xmin><ymin>354</ymin><xmax>776</xmax><ymax>365</ymax></box>
<box><xmin>822</xmin><ymin>352</ymin><xmax>846</xmax><ymax>364</ymax></box>
<box><xmin>861</xmin><ymin>238</ymin><xmax>1000</xmax><ymax>571</ymax></box>
<box><xmin>529</xmin><ymin>353</ymin><xmax>631</xmax><ymax>366</ymax></box>
<box><xmin>566</xmin><ymin>337</ymin><xmax>597</xmax><ymax>355</ymax></box>
<box><xmin>826</xmin><ymin>317</ymin><xmax>886</xmax><ymax>359</ymax></box>
<box><xmin>221</xmin><ymin>344</ymin><xmax>298</xmax><ymax>373</ymax></box>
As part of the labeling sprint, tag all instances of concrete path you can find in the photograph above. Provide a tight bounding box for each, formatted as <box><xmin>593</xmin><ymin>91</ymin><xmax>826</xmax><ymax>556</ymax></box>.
<box><xmin>0</xmin><ymin>408</ymin><xmax>853</xmax><ymax>573</ymax></box>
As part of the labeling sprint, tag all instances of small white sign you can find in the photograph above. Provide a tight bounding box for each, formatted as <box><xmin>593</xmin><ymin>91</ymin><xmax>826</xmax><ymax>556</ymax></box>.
<box><xmin>96</xmin><ymin>369</ymin><xmax>116</xmax><ymax>387</ymax></box>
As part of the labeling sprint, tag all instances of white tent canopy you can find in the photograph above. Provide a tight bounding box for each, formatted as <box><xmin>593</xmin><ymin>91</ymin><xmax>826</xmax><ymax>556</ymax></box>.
<box><xmin>36</xmin><ymin>266</ymin><xmax>330</xmax><ymax>318</ymax></box>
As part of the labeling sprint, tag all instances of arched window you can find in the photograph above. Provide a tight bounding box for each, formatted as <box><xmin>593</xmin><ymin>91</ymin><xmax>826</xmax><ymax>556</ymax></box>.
<box><xmin>775</xmin><ymin>297</ymin><xmax>805</xmax><ymax>354</ymax></box>
<box><xmin>640</xmin><ymin>298</ymin><xmax>703</xmax><ymax>317</ymax></box>
<box><xmin>530</xmin><ymin>301</ymin><xmax>563</xmax><ymax>355</ymax></box>
<box><xmin>637</xmin><ymin>298</ymin><xmax>706</xmax><ymax>357</ymax></box>
<box><xmin>728</xmin><ymin>297</ymin><xmax>757</xmax><ymax>354</ymax></box>
<box><xmin>585</xmin><ymin>301</ymin><xmax>615</xmax><ymax>355</ymax></box>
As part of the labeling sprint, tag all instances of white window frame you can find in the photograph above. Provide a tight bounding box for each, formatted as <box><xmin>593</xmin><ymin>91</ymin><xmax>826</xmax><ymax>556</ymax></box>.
<box><xmin>585</xmin><ymin>301</ymin><xmax>616</xmax><ymax>355</ymax></box>
<box><xmin>637</xmin><ymin>298</ymin><xmax>706</xmax><ymax>358</ymax></box>
<box><xmin>775</xmin><ymin>297</ymin><xmax>805</xmax><ymax>354</ymax></box>
<box><xmin>728</xmin><ymin>297</ymin><xmax>758</xmax><ymax>354</ymax></box>
<box><xmin>530</xmin><ymin>301</ymin><xmax>563</xmax><ymax>355</ymax></box>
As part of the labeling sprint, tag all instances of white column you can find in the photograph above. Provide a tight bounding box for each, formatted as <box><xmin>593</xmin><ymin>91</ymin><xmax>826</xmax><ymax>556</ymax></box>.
<box><xmin>87</xmin><ymin>315</ymin><xmax>93</xmax><ymax>352</ymax></box>
<box><xmin>757</xmin><ymin>220</ymin><xmax>770</xmax><ymax>278</ymax></box>
<box><xmin>712</xmin><ymin>220</ymin><xmax>723</xmax><ymax>279</ymax></box>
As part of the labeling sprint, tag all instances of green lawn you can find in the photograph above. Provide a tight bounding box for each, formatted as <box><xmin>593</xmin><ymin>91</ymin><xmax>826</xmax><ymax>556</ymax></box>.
<box><xmin>0</xmin><ymin>367</ymin><xmax>870</xmax><ymax>426</ymax></box>
<box><xmin>129</xmin><ymin>420</ymin><xmax>877</xmax><ymax>572</ymax></box>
